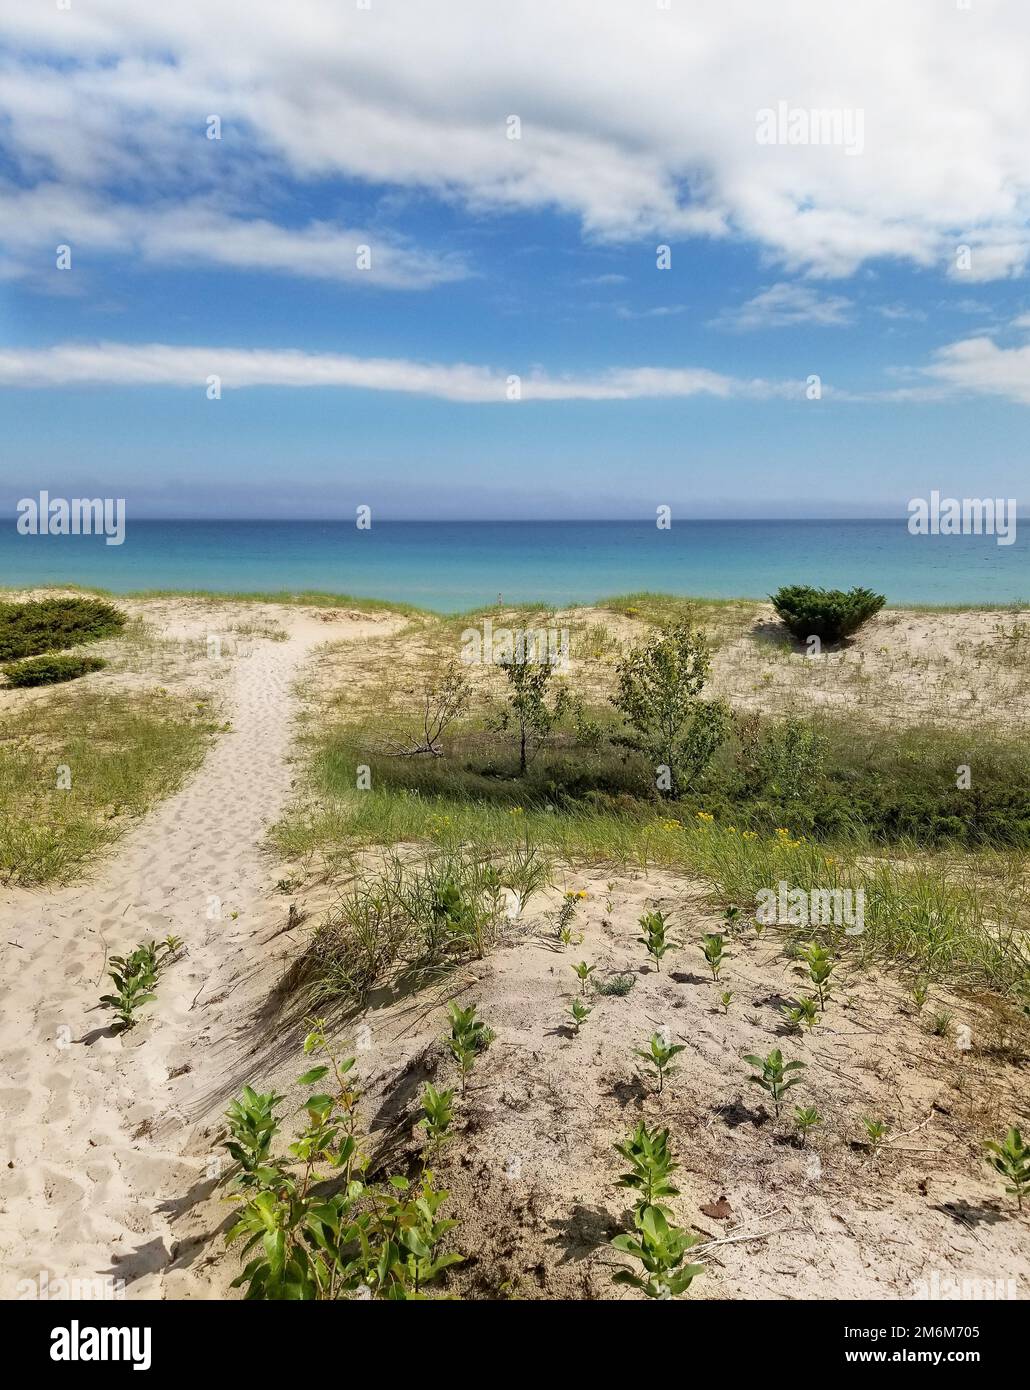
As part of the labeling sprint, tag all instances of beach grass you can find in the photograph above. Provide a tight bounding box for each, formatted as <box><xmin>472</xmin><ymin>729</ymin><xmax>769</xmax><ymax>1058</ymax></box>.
<box><xmin>0</xmin><ymin>686</ymin><xmax>218</xmax><ymax>885</ymax></box>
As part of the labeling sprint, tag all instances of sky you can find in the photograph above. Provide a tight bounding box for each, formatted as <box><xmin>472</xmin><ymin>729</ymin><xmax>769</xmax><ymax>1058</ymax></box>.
<box><xmin>1</xmin><ymin>0</ymin><xmax>1029</xmax><ymax>519</ymax></box>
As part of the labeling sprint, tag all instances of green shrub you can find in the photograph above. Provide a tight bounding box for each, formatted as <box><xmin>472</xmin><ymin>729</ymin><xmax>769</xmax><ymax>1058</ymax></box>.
<box><xmin>0</xmin><ymin>596</ymin><xmax>126</xmax><ymax>660</ymax></box>
<box><xmin>612</xmin><ymin>622</ymin><xmax>730</xmax><ymax>797</ymax></box>
<box><xmin>770</xmin><ymin>585</ymin><xmax>885</xmax><ymax>644</ymax></box>
<box><xmin>3</xmin><ymin>654</ymin><xmax>107</xmax><ymax>687</ymax></box>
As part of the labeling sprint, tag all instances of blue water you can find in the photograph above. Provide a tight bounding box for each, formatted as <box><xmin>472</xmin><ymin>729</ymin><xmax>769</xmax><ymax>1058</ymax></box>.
<box><xmin>0</xmin><ymin>520</ymin><xmax>1027</xmax><ymax>611</ymax></box>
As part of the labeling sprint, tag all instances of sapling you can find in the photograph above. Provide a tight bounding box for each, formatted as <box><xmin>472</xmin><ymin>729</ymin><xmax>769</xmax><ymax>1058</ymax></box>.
<box><xmin>984</xmin><ymin>1127</ymin><xmax>1029</xmax><ymax>1210</ymax></box>
<box><xmin>614</xmin><ymin>1122</ymin><xmax>679</xmax><ymax>1211</ymax></box>
<box><xmin>744</xmin><ymin>1049</ymin><xmax>806</xmax><ymax>1118</ymax></box>
<box><xmin>722</xmin><ymin>904</ymin><xmax>740</xmax><ymax>929</ymax></box>
<box><xmin>862</xmin><ymin>1117</ymin><xmax>888</xmax><ymax>1152</ymax></box>
<box><xmin>700</xmin><ymin>932</ymin><xmax>728</xmax><ymax>981</ymax></box>
<box><xmin>635</xmin><ymin>1031</ymin><xmax>686</xmax><ymax>1095</ymax></box>
<box><xmin>419</xmin><ymin>1082</ymin><xmax>455</xmax><ymax>1152</ymax></box>
<box><xmin>446</xmin><ymin>1001</ymin><xmax>490</xmax><ymax>1096</ymax></box>
<box><xmin>911</xmin><ymin>977</ymin><xmax>929</xmax><ymax>1011</ymax></box>
<box><xmin>793</xmin><ymin>1106</ymin><xmax>822</xmax><ymax>1146</ymax></box>
<box><xmin>570</xmin><ymin>998</ymin><xmax>592</xmax><ymax>1032</ymax></box>
<box><xmin>638</xmin><ymin>910</ymin><xmax>674</xmax><ymax>970</ymax></box>
<box><xmin>572</xmin><ymin>960</ymin><xmax>596</xmax><ymax>994</ymax></box>
<box><xmin>719</xmin><ymin>990</ymin><xmax>733</xmax><ymax>1014</ymax></box>
<box><xmin>612</xmin><ymin>1204</ymin><xmax>704</xmax><ymax>1300</ymax></box>
<box><xmin>798</xmin><ymin>940</ymin><xmax>834</xmax><ymax>1011</ymax></box>
<box><xmin>100</xmin><ymin>935</ymin><xmax>184</xmax><ymax>1031</ymax></box>
<box><xmin>781</xmin><ymin>997</ymin><xmax>818</xmax><ymax>1033</ymax></box>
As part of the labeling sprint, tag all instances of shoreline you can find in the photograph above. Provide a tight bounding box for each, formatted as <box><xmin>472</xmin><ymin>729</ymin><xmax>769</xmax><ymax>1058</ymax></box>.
<box><xmin>3</xmin><ymin>582</ymin><xmax>1029</xmax><ymax>619</ymax></box>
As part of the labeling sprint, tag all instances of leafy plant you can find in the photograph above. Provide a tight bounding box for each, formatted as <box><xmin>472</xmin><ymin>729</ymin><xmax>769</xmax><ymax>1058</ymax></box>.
<box><xmin>614</xmin><ymin>1122</ymin><xmax>679</xmax><ymax>1211</ymax></box>
<box><xmin>419</xmin><ymin>1083</ymin><xmax>455</xmax><ymax>1153</ymax></box>
<box><xmin>446</xmin><ymin>1001</ymin><xmax>490</xmax><ymax>1095</ymax></box>
<box><xmin>744</xmin><ymin>1049</ymin><xmax>806</xmax><ymax>1118</ymax></box>
<box><xmin>223</xmin><ymin>1029</ymin><xmax>462</xmax><ymax>1300</ymax></box>
<box><xmin>722</xmin><ymin>904</ymin><xmax>740</xmax><ymax>928</ymax></box>
<box><xmin>612</xmin><ymin>1204</ymin><xmax>704</xmax><ymax>1300</ymax></box>
<box><xmin>99</xmin><ymin>935</ymin><xmax>183</xmax><ymax>1031</ymax></box>
<box><xmin>719</xmin><ymin>990</ymin><xmax>733</xmax><ymax>1014</ymax></box>
<box><xmin>911</xmin><ymin>976</ymin><xmax>929</xmax><ymax>1011</ymax></box>
<box><xmin>638</xmin><ymin>909</ymin><xmax>674</xmax><ymax>970</ymax></box>
<box><xmin>984</xmin><ymin>1127</ymin><xmax>1029</xmax><ymax>1210</ymax></box>
<box><xmin>770</xmin><ymin>585</ymin><xmax>885</xmax><ymax>645</ymax></box>
<box><xmin>798</xmin><ymin>940</ymin><xmax>834</xmax><ymax>1011</ymax></box>
<box><xmin>611</xmin><ymin>622</ymin><xmax>730</xmax><ymax>797</ymax></box>
<box><xmin>700</xmin><ymin>932</ymin><xmax>728</xmax><ymax>981</ymax></box>
<box><xmin>571</xmin><ymin>960</ymin><xmax>596</xmax><ymax>994</ymax></box>
<box><xmin>635</xmin><ymin>1031</ymin><xmax>686</xmax><ymax>1095</ymax></box>
<box><xmin>569</xmin><ymin>998</ymin><xmax>592</xmax><ymax>1032</ymax></box>
<box><xmin>793</xmin><ymin>1106</ymin><xmax>822</xmax><ymax>1146</ymax></box>
<box><xmin>781</xmin><ymin>997</ymin><xmax>819</xmax><ymax>1033</ymax></box>
<box><xmin>861</xmin><ymin>1117</ymin><xmax>889</xmax><ymax>1152</ymax></box>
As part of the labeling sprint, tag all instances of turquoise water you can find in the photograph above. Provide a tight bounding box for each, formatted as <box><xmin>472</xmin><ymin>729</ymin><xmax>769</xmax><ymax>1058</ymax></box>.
<box><xmin>0</xmin><ymin>519</ymin><xmax>1027</xmax><ymax>611</ymax></box>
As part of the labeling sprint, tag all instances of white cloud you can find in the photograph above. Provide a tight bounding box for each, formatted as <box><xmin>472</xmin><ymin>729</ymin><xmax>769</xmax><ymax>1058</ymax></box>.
<box><xmin>3</xmin><ymin>1</ymin><xmax>1030</xmax><ymax>282</ymax></box>
<box><xmin>0</xmin><ymin>341</ymin><xmax>804</xmax><ymax>403</ymax></box>
<box><xmin>922</xmin><ymin>336</ymin><xmax>1030</xmax><ymax>406</ymax></box>
<box><xmin>0</xmin><ymin>184</ymin><xmax>466</xmax><ymax>289</ymax></box>
<box><xmin>712</xmin><ymin>282</ymin><xmax>853</xmax><ymax>330</ymax></box>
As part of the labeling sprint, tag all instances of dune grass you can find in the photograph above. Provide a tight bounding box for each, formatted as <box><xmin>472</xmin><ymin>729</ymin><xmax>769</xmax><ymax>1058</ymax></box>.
<box><xmin>276</xmin><ymin>787</ymin><xmax>1028</xmax><ymax>993</ymax></box>
<box><xmin>0</xmin><ymin>687</ymin><xmax>219</xmax><ymax>885</ymax></box>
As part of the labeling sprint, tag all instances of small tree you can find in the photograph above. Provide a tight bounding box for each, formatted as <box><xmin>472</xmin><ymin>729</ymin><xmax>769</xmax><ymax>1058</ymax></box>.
<box><xmin>612</xmin><ymin>624</ymin><xmax>729</xmax><ymax>797</ymax></box>
<box><xmin>494</xmin><ymin>654</ymin><xmax>569</xmax><ymax>774</ymax></box>
<box><xmin>390</xmin><ymin>659</ymin><xmax>471</xmax><ymax>756</ymax></box>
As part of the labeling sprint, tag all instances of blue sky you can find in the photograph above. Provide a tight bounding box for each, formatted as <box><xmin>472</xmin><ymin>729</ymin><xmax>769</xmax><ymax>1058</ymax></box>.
<box><xmin>2</xmin><ymin>2</ymin><xmax>1029</xmax><ymax>518</ymax></box>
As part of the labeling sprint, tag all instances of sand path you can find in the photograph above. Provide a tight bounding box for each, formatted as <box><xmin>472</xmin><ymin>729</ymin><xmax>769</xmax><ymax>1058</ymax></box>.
<box><xmin>0</xmin><ymin>614</ymin><xmax>384</xmax><ymax>1299</ymax></box>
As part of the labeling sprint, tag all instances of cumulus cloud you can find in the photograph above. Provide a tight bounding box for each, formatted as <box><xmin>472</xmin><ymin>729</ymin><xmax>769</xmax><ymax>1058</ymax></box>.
<box><xmin>0</xmin><ymin>341</ymin><xmax>804</xmax><ymax>402</ymax></box>
<box><xmin>2</xmin><ymin>1</ymin><xmax>1030</xmax><ymax>282</ymax></box>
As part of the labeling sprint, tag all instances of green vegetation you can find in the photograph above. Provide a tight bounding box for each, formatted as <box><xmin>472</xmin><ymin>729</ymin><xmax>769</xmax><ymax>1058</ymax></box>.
<box><xmin>293</xmin><ymin>845</ymin><xmax>549</xmax><ymax>1008</ymax></box>
<box><xmin>223</xmin><ymin>1027</ymin><xmax>462</xmax><ymax>1299</ymax></box>
<box><xmin>770</xmin><ymin>584</ymin><xmax>886</xmax><ymax>644</ymax></box>
<box><xmin>100</xmin><ymin>935</ymin><xmax>184</xmax><ymax>1031</ymax></box>
<box><xmin>634</xmin><ymin>1031</ymin><xmax>686</xmax><ymax>1095</ymax></box>
<box><xmin>983</xmin><ymin>1127</ymin><xmax>1029</xmax><ymax>1210</ymax></box>
<box><xmin>0</xmin><ymin>596</ymin><xmax>125</xmax><ymax>661</ymax></box>
<box><xmin>3</xmin><ymin>653</ymin><xmax>107</xmax><ymax>686</ymax></box>
<box><xmin>611</xmin><ymin>1124</ymin><xmax>703</xmax><ymax>1299</ymax></box>
<box><xmin>637</xmin><ymin>908</ymin><xmax>675</xmax><ymax>970</ymax></box>
<box><xmin>745</xmin><ymin>1049</ymin><xmax>806</xmax><ymax>1118</ymax></box>
<box><xmin>612</xmin><ymin>622</ymin><xmax>729</xmax><ymax>796</ymax></box>
<box><xmin>0</xmin><ymin>688</ymin><xmax>218</xmax><ymax>885</ymax></box>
